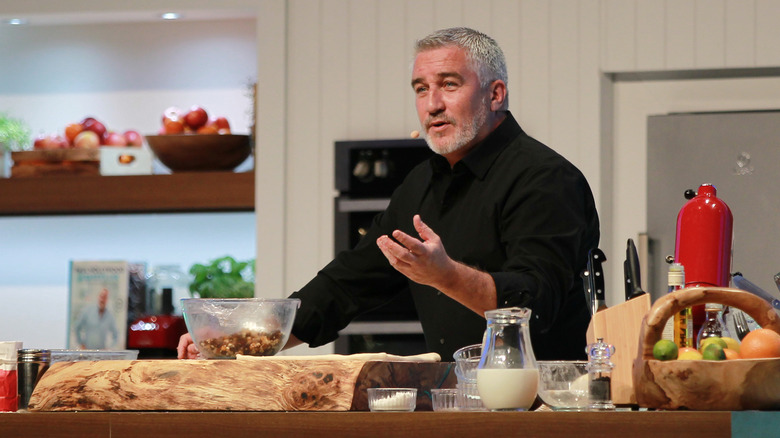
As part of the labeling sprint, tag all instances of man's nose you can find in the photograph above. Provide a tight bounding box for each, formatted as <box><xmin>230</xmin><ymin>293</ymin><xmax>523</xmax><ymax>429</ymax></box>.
<box><xmin>425</xmin><ymin>88</ymin><xmax>445</xmax><ymax>114</ymax></box>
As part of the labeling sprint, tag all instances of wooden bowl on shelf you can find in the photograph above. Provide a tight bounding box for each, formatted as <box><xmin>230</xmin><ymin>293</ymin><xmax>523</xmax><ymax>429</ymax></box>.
<box><xmin>145</xmin><ymin>134</ymin><xmax>252</xmax><ymax>172</ymax></box>
<box><xmin>633</xmin><ymin>287</ymin><xmax>780</xmax><ymax>411</ymax></box>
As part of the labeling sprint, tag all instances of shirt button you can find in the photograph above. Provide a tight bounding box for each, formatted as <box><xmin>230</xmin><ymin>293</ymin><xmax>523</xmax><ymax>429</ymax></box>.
<box><xmin>440</xmin><ymin>338</ymin><xmax>445</xmax><ymax>345</ymax></box>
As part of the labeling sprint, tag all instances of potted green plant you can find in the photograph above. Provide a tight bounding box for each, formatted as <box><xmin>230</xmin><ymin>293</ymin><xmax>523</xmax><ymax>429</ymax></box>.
<box><xmin>188</xmin><ymin>256</ymin><xmax>255</xmax><ymax>298</ymax></box>
<box><xmin>0</xmin><ymin>112</ymin><xmax>32</xmax><ymax>177</ymax></box>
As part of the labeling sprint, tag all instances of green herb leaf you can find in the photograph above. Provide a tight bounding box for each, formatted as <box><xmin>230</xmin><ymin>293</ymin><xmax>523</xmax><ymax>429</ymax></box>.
<box><xmin>0</xmin><ymin>112</ymin><xmax>32</xmax><ymax>152</ymax></box>
<box><xmin>188</xmin><ymin>256</ymin><xmax>255</xmax><ymax>298</ymax></box>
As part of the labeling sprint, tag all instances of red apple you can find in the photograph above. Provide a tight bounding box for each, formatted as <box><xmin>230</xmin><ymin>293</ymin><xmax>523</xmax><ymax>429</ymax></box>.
<box><xmin>56</xmin><ymin>135</ymin><xmax>69</xmax><ymax>148</ymax></box>
<box><xmin>197</xmin><ymin>125</ymin><xmax>219</xmax><ymax>135</ymax></box>
<box><xmin>104</xmin><ymin>131</ymin><xmax>128</xmax><ymax>147</ymax></box>
<box><xmin>183</xmin><ymin>106</ymin><xmax>208</xmax><ymax>130</ymax></box>
<box><xmin>213</xmin><ymin>116</ymin><xmax>230</xmax><ymax>131</ymax></box>
<box><xmin>34</xmin><ymin>134</ymin><xmax>67</xmax><ymax>150</ymax></box>
<box><xmin>73</xmin><ymin>130</ymin><xmax>100</xmax><ymax>149</ymax></box>
<box><xmin>163</xmin><ymin>119</ymin><xmax>185</xmax><ymax>134</ymax></box>
<box><xmin>33</xmin><ymin>135</ymin><xmax>53</xmax><ymax>150</ymax></box>
<box><xmin>162</xmin><ymin>106</ymin><xmax>182</xmax><ymax>124</ymax></box>
<box><xmin>80</xmin><ymin>117</ymin><xmax>107</xmax><ymax>140</ymax></box>
<box><xmin>123</xmin><ymin>130</ymin><xmax>144</xmax><ymax>147</ymax></box>
<box><xmin>64</xmin><ymin>123</ymin><xmax>84</xmax><ymax>145</ymax></box>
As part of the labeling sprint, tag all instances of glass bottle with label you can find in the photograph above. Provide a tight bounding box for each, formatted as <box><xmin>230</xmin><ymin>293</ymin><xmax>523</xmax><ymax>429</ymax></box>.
<box><xmin>670</xmin><ymin>263</ymin><xmax>693</xmax><ymax>348</ymax></box>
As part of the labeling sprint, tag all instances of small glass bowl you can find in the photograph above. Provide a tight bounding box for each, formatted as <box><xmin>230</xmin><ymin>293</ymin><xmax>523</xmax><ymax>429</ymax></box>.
<box><xmin>537</xmin><ymin>360</ymin><xmax>590</xmax><ymax>411</ymax></box>
<box><xmin>453</xmin><ymin>344</ymin><xmax>481</xmax><ymax>383</ymax></box>
<box><xmin>431</xmin><ymin>388</ymin><xmax>459</xmax><ymax>412</ymax></box>
<box><xmin>456</xmin><ymin>381</ymin><xmax>485</xmax><ymax>411</ymax></box>
<box><xmin>367</xmin><ymin>388</ymin><xmax>417</xmax><ymax>412</ymax></box>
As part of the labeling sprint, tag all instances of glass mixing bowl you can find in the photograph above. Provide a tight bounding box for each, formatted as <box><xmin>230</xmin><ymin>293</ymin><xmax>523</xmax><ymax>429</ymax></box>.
<box><xmin>181</xmin><ymin>298</ymin><xmax>300</xmax><ymax>359</ymax></box>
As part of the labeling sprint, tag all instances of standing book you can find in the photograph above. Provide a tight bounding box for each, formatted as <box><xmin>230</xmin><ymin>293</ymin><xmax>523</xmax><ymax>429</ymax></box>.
<box><xmin>68</xmin><ymin>261</ymin><xmax>130</xmax><ymax>350</ymax></box>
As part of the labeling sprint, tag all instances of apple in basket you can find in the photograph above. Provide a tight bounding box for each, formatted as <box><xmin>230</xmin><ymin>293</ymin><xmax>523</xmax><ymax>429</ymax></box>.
<box><xmin>80</xmin><ymin>117</ymin><xmax>107</xmax><ymax>142</ymax></box>
<box><xmin>73</xmin><ymin>130</ymin><xmax>101</xmax><ymax>149</ymax></box>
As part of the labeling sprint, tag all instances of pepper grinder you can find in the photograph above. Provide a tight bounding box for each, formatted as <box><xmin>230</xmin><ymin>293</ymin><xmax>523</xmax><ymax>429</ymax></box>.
<box><xmin>586</xmin><ymin>337</ymin><xmax>615</xmax><ymax>411</ymax></box>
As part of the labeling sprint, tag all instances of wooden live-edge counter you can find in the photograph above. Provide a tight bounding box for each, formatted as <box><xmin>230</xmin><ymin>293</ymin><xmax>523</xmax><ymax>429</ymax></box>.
<box><xmin>0</xmin><ymin>411</ymin><xmax>733</xmax><ymax>438</ymax></box>
<box><xmin>0</xmin><ymin>172</ymin><xmax>254</xmax><ymax>216</ymax></box>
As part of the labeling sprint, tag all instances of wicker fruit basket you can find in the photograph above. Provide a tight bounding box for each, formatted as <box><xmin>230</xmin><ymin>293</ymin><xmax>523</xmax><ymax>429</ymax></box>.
<box><xmin>633</xmin><ymin>286</ymin><xmax>780</xmax><ymax>410</ymax></box>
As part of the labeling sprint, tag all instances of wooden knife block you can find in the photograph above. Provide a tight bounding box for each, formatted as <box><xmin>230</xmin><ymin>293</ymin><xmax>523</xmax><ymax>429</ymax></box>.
<box><xmin>586</xmin><ymin>294</ymin><xmax>650</xmax><ymax>406</ymax></box>
<box><xmin>27</xmin><ymin>359</ymin><xmax>455</xmax><ymax>412</ymax></box>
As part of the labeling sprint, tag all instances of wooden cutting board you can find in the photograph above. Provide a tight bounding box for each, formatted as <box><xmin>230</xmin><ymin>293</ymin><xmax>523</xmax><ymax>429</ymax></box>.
<box><xmin>586</xmin><ymin>293</ymin><xmax>651</xmax><ymax>405</ymax></box>
<box><xmin>27</xmin><ymin>358</ymin><xmax>455</xmax><ymax>412</ymax></box>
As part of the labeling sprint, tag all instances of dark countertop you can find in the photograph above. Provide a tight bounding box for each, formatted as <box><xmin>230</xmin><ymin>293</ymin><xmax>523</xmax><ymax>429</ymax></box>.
<box><xmin>0</xmin><ymin>411</ymin><xmax>735</xmax><ymax>438</ymax></box>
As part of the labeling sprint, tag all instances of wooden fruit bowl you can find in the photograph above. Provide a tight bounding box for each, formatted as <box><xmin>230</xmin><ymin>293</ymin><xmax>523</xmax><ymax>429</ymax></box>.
<box><xmin>633</xmin><ymin>287</ymin><xmax>780</xmax><ymax>410</ymax></box>
<box><xmin>146</xmin><ymin>134</ymin><xmax>251</xmax><ymax>172</ymax></box>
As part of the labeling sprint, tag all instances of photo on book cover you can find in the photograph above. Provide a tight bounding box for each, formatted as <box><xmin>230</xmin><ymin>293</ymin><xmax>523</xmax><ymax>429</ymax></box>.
<box><xmin>68</xmin><ymin>261</ymin><xmax>130</xmax><ymax>350</ymax></box>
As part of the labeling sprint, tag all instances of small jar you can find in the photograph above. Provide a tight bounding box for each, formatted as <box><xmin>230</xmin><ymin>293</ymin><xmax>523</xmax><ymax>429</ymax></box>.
<box><xmin>17</xmin><ymin>348</ymin><xmax>51</xmax><ymax>411</ymax></box>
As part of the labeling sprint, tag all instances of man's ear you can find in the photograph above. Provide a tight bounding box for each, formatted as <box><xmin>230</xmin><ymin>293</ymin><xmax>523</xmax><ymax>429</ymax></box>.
<box><xmin>489</xmin><ymin>80</ymin><xmax>507</xmax><ymax>111</ymax></box>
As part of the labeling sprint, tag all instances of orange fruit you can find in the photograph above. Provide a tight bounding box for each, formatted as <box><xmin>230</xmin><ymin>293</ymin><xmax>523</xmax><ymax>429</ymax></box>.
<box><xmin>64</xmin><ymin>123</ymin><xmax>84</xmax><ymax>144</ymax></box>
<box><xmin>723</xmin><ymin>348</ymin><xmax>741</xmax><ymax>360</ymax></box>
<box><xmin>739</xmin><ymin>328</ymin><xmax>780</xmax><ymax>359</ymax></box>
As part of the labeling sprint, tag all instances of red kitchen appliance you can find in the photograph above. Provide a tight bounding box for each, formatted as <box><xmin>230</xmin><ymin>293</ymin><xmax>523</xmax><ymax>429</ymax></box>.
<box><xmin>673</xmin><ymin>184</ymin><xmax>733</xmax><ymax>337</ymax></box>
<box><xmin>127</xmin><ymin>288</ymin><xmax>187</xmax><ymax>358</ymax></box>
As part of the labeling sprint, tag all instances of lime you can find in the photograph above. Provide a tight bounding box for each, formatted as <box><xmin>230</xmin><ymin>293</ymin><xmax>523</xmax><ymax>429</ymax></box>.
<box><xmin>653</xmin><ymin>339</ymin><xmax>679</xmax><ymax>361</ymax></box>
<box><xmin>699</xmin><ymin>336</ymin><xmax>727</xmax><ymax>352</ymax></box>
<box><xmin>702</xmin><ymin>343</ymin><xmax>726</xmax><ymax>360</ymax></box>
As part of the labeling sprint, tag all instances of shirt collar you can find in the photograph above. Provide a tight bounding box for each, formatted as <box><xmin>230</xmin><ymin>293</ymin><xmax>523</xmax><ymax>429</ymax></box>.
<box><xmin>429</xmin><ymin>111</ymin><xmax>523</xmax><ymax>180</ymax></box>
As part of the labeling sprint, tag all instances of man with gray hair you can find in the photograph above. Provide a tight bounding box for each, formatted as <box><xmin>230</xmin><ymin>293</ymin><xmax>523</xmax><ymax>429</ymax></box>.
<box><xmin>179</xmin><ymin>27</ymin><xmax>599</xmax><ymax>361</ymax></box>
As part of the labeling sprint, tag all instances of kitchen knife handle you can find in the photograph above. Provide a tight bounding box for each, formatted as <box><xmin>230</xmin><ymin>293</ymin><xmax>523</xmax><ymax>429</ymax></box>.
<box><xmin>586</xmin><ymin>248</ymin><xmax>607</xmax><ymax>311</ymax></box>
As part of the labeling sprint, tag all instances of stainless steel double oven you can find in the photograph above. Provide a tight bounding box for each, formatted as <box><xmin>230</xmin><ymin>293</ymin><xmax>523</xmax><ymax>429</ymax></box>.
<box><xmin>333</xmin><ymin>138</ymin><xmax>433</xmax><ymax>355</ymax></box>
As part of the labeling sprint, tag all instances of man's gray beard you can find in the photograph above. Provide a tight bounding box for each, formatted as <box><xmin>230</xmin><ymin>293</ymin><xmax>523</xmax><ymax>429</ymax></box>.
<box><xmin>424</xmin><ymin>100</ymin><xmax>488</xmax><ymax>157</ymax></box>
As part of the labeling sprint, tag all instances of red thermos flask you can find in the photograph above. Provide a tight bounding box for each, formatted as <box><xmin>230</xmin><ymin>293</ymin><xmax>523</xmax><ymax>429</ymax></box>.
<box><xmin>673</xmin><ymin>184</ymin><xmax>733</xmax><ymax>338</ymax></box>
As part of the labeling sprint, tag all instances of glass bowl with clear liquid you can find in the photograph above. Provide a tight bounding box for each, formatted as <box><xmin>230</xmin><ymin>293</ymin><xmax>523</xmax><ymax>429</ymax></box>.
<box><xmin>537</xmin><ymin>360</ymin><xmax>590</xmax><ymax>411</ymax></box>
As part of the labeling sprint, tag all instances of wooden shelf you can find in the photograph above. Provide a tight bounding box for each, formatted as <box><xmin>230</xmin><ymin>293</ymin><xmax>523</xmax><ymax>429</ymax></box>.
<box><xmin>0</xmin><ymin>172</ymin><xmax>254</xmax><ymax>216</ymax></box>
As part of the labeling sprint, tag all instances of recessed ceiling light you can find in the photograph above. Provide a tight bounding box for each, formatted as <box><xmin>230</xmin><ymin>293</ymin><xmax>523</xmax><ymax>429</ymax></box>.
<box><xmin>160</xmin><ymin>12</ymin><xmax>182</xmax><ymax>20</ymax></box>
<box><xmin>3</xmin><ymin>18</ymin><xmax>28</xmax><ymax>25</ymax></box>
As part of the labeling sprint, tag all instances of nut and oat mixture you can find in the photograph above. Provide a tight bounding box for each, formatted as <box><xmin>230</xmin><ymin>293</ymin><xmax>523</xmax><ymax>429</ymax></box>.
<box><xmin>198</xmin><ymin>329</ymin><xmax>283</xmax><ymax>358</ymax></box>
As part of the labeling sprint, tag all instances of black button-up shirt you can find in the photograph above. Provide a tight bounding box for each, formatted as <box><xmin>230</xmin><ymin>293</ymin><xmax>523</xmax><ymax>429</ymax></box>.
<box><xmin>290</xmin><ymin>112</ymin><xmax>599</xmax><ymax>360</ymax></box>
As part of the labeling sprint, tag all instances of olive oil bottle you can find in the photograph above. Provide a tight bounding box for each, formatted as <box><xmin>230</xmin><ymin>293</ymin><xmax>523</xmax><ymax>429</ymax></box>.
<box><xmin>669</xmin><ymin>263</ymin><xmax>693</xmax><ymax>348</ymax></box>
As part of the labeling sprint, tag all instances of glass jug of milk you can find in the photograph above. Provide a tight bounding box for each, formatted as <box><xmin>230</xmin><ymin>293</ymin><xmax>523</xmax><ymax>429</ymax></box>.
<box><xmin>476</xmin><ymin>307</ymin><xmax>539</xmax><ymax>411</ymax></box>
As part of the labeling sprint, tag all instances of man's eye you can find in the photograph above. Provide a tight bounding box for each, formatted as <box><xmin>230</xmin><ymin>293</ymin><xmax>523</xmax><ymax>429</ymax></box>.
<box><xmin>414</xmin><ymin>86</ymin><xmax>428</xmax><ymax>94</ymax></box>
<box><xmin>444</xmin><ymin>81</ymin><xmax>459</xmax><ymax>89</ymax></box>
